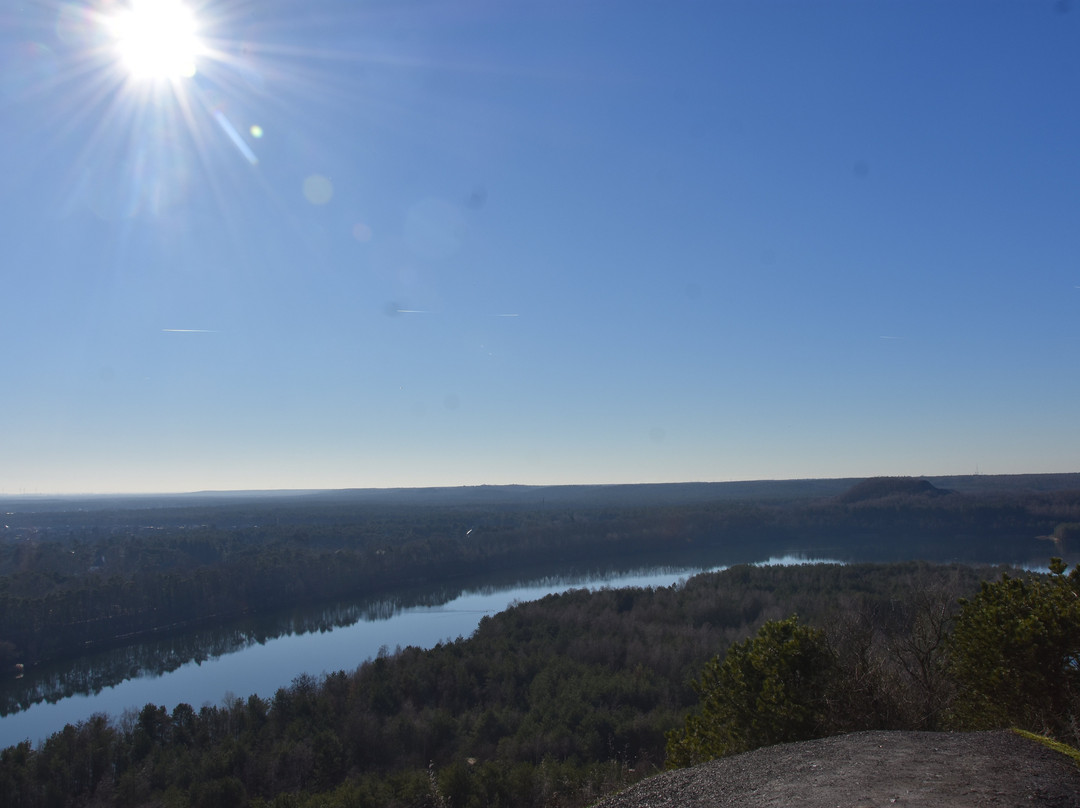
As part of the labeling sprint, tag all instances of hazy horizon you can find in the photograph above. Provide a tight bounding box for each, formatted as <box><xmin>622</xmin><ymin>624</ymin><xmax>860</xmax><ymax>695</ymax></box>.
<box><xmin>3</xmin><ymin>2</ymin><xmax>1078</xmax><ymax>495</ymax></box>
<box><xmin>2</xmin><ymin>469</ymin><xmax>1077</xmax><ymax>499</ymax></box>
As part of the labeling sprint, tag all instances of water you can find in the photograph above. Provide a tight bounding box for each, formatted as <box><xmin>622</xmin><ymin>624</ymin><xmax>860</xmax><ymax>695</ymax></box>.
<box><xmin>1</xmin><ymin>562</ymin><xmax>764</xmax><ymax>749</ymax></box>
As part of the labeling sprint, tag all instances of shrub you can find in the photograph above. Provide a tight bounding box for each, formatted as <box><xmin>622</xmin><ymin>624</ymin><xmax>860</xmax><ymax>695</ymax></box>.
<box><xmin>665</xmin><ymin>616</ymin><xmax>837</xmax><ymax>767</ymax></box>
<box><xmin>948</xmin><ymin>558</ymin><xmax>1080</xmax><ymax>744</ymax></box>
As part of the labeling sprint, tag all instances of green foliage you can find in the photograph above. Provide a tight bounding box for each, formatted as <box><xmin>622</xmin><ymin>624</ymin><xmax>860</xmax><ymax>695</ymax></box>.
<box><xmin>665</xmin><ymin>616</ymin><xmax>837</xmax><ymax>767</ymax></box>
<box><xmin>948</xmin><ymin>558</ymin><xmax>1080</xmax><ymax>743</ymax></box>
<box><xmin>1011</xmin><ymin>729</ymin><xmax>1080</xmax><ymax>768</ymax></box>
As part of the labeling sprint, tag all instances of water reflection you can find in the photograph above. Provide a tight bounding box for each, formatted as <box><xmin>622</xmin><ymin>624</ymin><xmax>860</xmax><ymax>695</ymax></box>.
<box><xmin>1</xmin><ymin>586</ymin><xmax>446</xmax><ymax>716</ymax></box>
<box><xmin>0</xmin><ymin>560</ymin><xmax>731</xmax><ymax>719</ymax></box>
<box><xmin>0</xmin><ymin>544</ymin><xmax>1047</xmax><ymax>748</ymax></box>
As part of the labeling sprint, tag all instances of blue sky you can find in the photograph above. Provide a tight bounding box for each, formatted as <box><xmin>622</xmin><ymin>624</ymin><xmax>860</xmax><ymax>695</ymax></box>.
<box><xmin>2</xmin><ymin>0</ymin><xmax>1078</xmax><ymax>494</ymax></box>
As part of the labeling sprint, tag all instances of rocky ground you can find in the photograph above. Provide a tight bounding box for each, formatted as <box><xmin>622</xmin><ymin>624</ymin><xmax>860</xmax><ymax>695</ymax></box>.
<box><xmin>592</xmin><ymin>730</ymin><xmax>1080</xmax><ymax>808</ymax></box>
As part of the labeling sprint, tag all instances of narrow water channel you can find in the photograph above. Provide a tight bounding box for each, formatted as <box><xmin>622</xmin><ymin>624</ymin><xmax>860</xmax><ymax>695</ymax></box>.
<box><xmin>6</xmin><ymin>561</ymin><xmax>816</xmax><ymax>748</ymax></box>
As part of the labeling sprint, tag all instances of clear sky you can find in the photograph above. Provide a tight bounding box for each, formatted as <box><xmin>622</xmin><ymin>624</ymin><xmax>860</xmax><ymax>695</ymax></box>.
<box><xmin>2</xmin><ymin>0</ymin><xmax>1078</xmax><ymax>494</ymax></box>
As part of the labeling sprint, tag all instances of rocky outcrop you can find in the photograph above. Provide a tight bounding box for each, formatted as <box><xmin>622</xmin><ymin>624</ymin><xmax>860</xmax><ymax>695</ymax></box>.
<box><xmin>592</xmin><ymin>731</ymin><xmax>1080</xmax><ymax>808</ymax></box>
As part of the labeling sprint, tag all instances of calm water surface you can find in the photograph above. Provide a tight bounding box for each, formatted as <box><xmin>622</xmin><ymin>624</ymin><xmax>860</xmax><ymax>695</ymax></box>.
<box><xmin>3</xmin><ymin>561</ymin><xmax>838</xmax><ymax>748</ymax></box>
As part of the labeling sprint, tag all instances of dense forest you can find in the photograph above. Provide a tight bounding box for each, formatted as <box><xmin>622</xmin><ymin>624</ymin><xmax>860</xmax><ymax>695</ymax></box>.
<box><xmin>3</xmin><ymin>557</ymin><xmax>1077</xmax><ymax>808</ymax></box>
<box><xmin>0</xmin><ymin>561</ymin><xmax>1018</xmax><ymax>807</ymax></box>
<box><xmin>2</xmin><ymin>476</ymin><xmax>1078</xmax><ymax>671</ymax></box>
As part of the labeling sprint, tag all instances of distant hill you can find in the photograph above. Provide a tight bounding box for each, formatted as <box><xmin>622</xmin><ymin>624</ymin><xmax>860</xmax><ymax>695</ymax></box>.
<box><xmin>2</xmin><ymin>472</ymin><xmax>1078</xmax><ymax>516</ymax></box>
<box><xmin>0</xmin><ymin>479</ymin><xmax>863</xmax><ymax>514</ymax></box>
<box><xmin>837</xmin><ymin>476</ymin><xmax>952</xmax><ymax>504</ymax></box>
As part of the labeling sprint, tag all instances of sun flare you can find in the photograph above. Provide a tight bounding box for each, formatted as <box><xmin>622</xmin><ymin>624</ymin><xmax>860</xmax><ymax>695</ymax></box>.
<box><xmin>107</xmin><ymin>0</ymin><xmax>204</xmax><ymax>80</ymax></box>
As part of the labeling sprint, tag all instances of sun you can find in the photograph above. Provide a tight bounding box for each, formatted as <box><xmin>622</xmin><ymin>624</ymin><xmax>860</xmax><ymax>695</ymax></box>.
<box><xmin>106</xmin><ymin>0</ymin><xmax>205</xmax><ymax>81</ymax></box>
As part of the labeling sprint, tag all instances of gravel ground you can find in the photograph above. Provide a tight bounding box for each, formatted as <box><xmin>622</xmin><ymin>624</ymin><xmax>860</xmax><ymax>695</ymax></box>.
<box><xmin>592</xmin><ymin>730</ymin><xmax>1080</xmax><ymax>808</ymax></box>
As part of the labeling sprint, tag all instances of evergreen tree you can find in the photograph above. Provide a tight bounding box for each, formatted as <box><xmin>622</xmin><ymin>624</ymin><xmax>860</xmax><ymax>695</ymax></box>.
<box><xmin>666</xmin><ymin>616</ymin><xmax>837</xmax><ymax>767</ymax></box>
<box><xmin>948</xmin><ymin>558</ymin><xmax>1080</xmax><ymax>743</ymax></box>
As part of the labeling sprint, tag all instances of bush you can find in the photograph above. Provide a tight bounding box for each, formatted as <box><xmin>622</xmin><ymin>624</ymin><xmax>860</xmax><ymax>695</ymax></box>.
<box><xmin>665</xmin><ymin>616</ymin><xmax>838</xmax><ymax>767</ymax></box>
<box><xmin>948</xmin><ymin>558</ymin><xmax>1080</xmax><ymax>744</ymax></box>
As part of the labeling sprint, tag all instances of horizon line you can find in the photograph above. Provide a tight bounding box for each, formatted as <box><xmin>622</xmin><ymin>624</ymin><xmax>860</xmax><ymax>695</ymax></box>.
<box><xmin>2</xmin><ymin>470</ymin><xmax>1077</xmax><ymax>498</ymax></box>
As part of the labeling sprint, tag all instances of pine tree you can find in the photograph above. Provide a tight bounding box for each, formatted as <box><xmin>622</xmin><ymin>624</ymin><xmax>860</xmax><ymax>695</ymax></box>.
<box><xmin>948</xmin><ymin>558</ymin><xmax>1080</xmax><ymax>743</ymax></box>
<box><xmin>666</xmin><ymin>616</ymin><xmax>837</xmax><ymax>767</ymax></box>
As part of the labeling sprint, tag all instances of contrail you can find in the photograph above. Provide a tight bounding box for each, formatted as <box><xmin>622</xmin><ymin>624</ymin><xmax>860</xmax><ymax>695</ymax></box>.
<box><xmin>162</xmin><ymin>329</ymin><xmax>218</xmax><ymax>333</ymax></box>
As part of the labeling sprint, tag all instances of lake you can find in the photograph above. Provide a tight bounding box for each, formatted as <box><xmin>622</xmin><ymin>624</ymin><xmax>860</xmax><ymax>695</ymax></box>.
<box><xmin>2</xmin><ymin>559</ymin><xmax>838</xmax><ymax>749</ymax></box>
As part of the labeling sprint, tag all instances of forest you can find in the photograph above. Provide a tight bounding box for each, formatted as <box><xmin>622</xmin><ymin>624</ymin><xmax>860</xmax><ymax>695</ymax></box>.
<box><xmin>1</xmin><ymin>476</ymin><xmax>1078</xmax><ymax>806</ymax></box>
<box><xmin>1</xmin><ymin>558</ymin><xmax>1077</xmax><ymax>808</ymax></box>
<box><xmin>2</xmin><ymin>476</ymin><xmax>1078</xmax><ymax>671</ymax></box>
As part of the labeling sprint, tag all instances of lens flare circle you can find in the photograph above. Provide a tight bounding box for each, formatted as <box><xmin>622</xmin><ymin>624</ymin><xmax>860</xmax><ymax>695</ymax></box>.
<box><xmin>303</xmin><ymin>174</ymin><xmax>334</xmax><ymax>205</ymax></box>
<box><xmin>107</xmin><ymin>0</ymin><xmax>203</xmax><ymax>80</ymax></box>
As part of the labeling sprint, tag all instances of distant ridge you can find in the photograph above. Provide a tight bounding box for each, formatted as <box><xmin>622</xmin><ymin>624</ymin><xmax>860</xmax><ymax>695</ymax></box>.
<box><xmin>2</xmin><ymin>473</ymin><xmax>1079</xmax><ymax>513</ymax></box>
<box><xmin>837</xmin><ymin>476</ymin><xmax>952</xmax><ymax>504</ymax></box>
